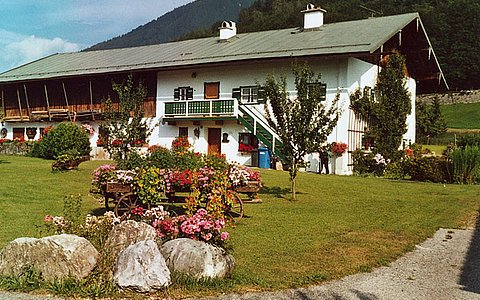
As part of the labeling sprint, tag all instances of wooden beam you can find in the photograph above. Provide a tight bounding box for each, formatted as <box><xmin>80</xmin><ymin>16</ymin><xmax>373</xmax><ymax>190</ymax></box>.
<box><xmin>23</xmin><ymin>84</ymin><xmax>31</xmax><ymax>118</ymax></box>
<box><xmin>62</xmin><ymin>81</ymin><xmax>72</xmax><ymax>121</ymax></box>
<box><xmin>416</xmin><ymin>73</ymin><xmax>441</xmax><ymax>81</ymax></box>
<box><xmin>16</xmin><ymin>88</ymin><xmax>24</xmax><ymax>121</ymax></box>
<box><xmin>44</xmin><ymin>83</ymin><xmax>51</xmax><ymax>121</ymax></box>
<box><xmin>1</xmin><ymin>89</ymin><xmax>4</xmax><ymax>120</ymax></box>
<box><xmin>89</xmin><ymin>79</ymin><xmax>95</xmax><ymax>120</ymax></box>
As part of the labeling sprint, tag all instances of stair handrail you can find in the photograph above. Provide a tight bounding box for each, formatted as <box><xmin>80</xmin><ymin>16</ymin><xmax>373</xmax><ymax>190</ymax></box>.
<box><xmin>238</xmin><ymin>104</ymin><xmax>280</xmax><ymax>141</ymax></box>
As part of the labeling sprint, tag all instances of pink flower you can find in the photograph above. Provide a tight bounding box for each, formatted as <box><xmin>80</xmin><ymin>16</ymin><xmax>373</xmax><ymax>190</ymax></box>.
<box><xmin>44</xmin><ymin>215</ymin><xmax>53</xmax><ymax>223</ymax></box>
<box><xmin>220</xmin><ymin>231</ymin><xmax>229</xmax><ymax>241</ymax></box>
<box><xmin>202</xmin><ymin>233</ymin><xmax>213</xmax><ymax>241</ymax></box>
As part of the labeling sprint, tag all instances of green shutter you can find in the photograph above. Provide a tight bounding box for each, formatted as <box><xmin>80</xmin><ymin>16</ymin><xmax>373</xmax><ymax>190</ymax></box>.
<box><xmin>320</xmin><ymin>83</ymin><xmax>327</xmax><ymax>101</ymax></box>
<box><xmin>232</xmin><ymin>88</ymin><xmax>241</xmax><ymax>100</ymax></box>
<box><xmin>257</xmin><ymin>86</ymin><xmax>265</xmax><ymax>103</ymax></box>
<box><xmin>187</xmin><ymin>87</ymin><xmax>194</xmax><ymax>100</ymax></box>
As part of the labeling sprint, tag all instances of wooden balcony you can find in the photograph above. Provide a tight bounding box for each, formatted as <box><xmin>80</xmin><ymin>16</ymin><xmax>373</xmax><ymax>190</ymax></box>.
<box><xmin>164</xmin><ymin>99</ymin><xmax>238</xmax><ymax>118</ymax></box>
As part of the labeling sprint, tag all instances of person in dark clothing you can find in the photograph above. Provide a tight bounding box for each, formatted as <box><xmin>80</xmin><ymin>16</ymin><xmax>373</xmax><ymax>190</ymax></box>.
<box><xmin>319</xmin><ymin>150</ymin><xmax>329</xmax><ymax>174</ymax></box>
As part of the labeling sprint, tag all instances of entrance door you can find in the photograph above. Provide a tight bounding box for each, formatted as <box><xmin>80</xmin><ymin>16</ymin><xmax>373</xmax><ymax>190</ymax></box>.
<box><xmin>208</xmin><ymin>128</ymin><xmax>221</xmax><ymax>156</ymax></box>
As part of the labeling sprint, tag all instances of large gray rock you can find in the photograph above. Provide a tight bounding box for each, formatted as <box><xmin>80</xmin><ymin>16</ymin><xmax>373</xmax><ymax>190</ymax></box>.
<box><xmin>104</xmin><ymin>220</ymin><xmax>157</xmax><ymax>260</ymax></box>
<box><xmin>0</xmin><ymin>234</ymin><xmax>98</xmax><ymax>281</ymax></box>
<box><xmin>114</xmin><ymin>240</ymin><xmax>170</xmax><ymax>292</ymax></box>
<box><xmin>160</xmin><ymin>238</ymin><xmax>235</xmax><ymax>279</ymax></box>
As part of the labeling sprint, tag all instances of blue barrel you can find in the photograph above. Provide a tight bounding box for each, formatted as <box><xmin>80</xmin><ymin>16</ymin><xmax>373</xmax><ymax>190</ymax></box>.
<box><xmin>258</xmin><ymin>147</ymin><xmax>271</xmax><ymax>169</ymax></box>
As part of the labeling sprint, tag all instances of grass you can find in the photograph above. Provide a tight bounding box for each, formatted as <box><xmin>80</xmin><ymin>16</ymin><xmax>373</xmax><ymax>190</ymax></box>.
<box><xmin>419</xmin><ymin>144</ymin><xmax>446</xmax><ymax>155</ymax></box>
<box><xmin>0</xmin><ymin>156</ymin><xmax>107</xmax><ymax>248</ymax></box>
<box><xmin>1</xmin><ymin>155</ymin><xmax>480</xmax><ymax>298</ymax></box>
<box><xmin>441</xmin><ymin>102</ymin><xmax>480</xmax><ymax>129</ymax></box>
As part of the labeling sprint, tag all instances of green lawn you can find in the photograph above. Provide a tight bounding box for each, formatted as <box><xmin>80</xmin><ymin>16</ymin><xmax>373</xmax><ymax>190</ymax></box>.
<box><xmin>1</xmin><ymin>155</ymin><xmax>479</xmax><ymax>297</ymax></box>
<box><xmin>442</xmin><ymin>102</ymin><xmax>480</xmax><ymax>129</ymax></box>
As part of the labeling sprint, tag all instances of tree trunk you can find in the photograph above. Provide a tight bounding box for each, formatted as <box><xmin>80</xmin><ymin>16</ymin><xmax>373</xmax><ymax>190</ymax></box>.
<box><xmin>290</xmin><ymin>158</ymin><xmax>297</xmax><ymax>200</ymax></box>
<box><xmin>291</xmin><ymin>177</ymin><xmax>296</xmax><ymax>200</ymax></box>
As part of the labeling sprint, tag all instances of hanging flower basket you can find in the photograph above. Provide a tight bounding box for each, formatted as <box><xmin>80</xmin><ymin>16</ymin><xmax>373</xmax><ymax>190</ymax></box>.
<box><xmin>330</xmin><ymin>142</ymin><xmax>348</xmax><ymax>157</ymax></box>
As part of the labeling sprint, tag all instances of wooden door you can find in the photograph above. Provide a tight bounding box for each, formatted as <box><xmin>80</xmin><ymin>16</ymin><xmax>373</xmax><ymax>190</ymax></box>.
<box><xmin>208</xmin><ymin>128</ymin><xmax>221</xmax><ymax>156</ymax></box>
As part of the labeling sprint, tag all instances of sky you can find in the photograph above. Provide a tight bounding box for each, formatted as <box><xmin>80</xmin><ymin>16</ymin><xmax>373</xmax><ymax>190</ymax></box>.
<box><xmin>0</xmin><ymin>0</ymin><xmax>193</xmax><ymax>73</ymax></box>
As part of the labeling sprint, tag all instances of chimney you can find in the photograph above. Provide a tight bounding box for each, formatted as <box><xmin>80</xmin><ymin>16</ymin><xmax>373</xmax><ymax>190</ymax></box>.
<box><xmin>219</xmin><ymin>21</ymin><xmax>237</xmax><ymax>41</ymax></box>
<box><xmin>302</xmin><ymin>3</ymin><xmax>326</xmax><ymax>30</ymax></box>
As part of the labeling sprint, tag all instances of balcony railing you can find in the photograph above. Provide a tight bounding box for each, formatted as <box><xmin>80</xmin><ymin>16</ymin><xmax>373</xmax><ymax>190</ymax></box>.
<box><xmin>164</xmin><ymin>99</ymin><xmax>238</xmax><ymax>118</ymax></box>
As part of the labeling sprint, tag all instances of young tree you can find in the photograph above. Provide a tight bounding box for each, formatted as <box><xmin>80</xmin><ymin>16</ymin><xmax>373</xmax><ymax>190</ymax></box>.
<box><xmin>416</xmin><ymin>97</ymin><xmax>447</xmax><ymax>144</ymax></box>
<box><xmin>264</xmin><ymin>63</ymin><xmax>340</xmax><ymax>200</ymax></box>
<box><xmin>101</xmin><ymin>75</ymin><xmax>152</xmax><ymax>169</ymax></box>
<box><xmin>350</xmin><ymin>53</ymin><xmax>411</xmax><ymax>160</ymax></box>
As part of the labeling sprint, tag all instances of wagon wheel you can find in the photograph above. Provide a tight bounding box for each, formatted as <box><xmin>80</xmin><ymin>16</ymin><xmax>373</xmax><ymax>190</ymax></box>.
<box><xmin>228</xmin><ymin>192</ymin><xmax>244</xmax><ymax>222</ymax></box>
<box><xmin>114</xmin><ymin>192</ymin><xmax>139</xmax><ymax>219</ymax></box>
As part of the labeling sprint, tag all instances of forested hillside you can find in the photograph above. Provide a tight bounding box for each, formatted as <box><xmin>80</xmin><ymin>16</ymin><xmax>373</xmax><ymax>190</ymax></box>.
<box><xmin>88</xmin><ymin>0</ymin><xmax>479</xmax><ymax>91</ymax></box>
<box><xmin>86</xmin><ymin>0</ymin><xmax>255</xmax><ymax>51</ymax></box>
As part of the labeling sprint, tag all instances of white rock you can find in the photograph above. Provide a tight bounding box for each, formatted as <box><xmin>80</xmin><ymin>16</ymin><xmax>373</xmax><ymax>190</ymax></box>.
<box><xmin>160</xmin><ymin>238</ymin><xmax>235</xmax><ymax>279</ymax></box>
<box><xmin>0</xmin><ymin>234</ymin><xmax>98</xmax><ymax>280</ymax></box>
<box><xmin>114</xmin><ymin>240</ymin><xmax>171</xmax><ymax>292</ymax></box>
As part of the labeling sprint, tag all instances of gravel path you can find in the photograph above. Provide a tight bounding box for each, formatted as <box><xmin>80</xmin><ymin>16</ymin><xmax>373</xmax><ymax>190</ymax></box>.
<box><xmin>1</xmin><ymin>228</ymin><xmax>479</xmax><ymax>299</ymax></box>
<box><xmin>198</xmin><ymin>228</ymin><xmax>480</xmax><ymax>300</ymax></box>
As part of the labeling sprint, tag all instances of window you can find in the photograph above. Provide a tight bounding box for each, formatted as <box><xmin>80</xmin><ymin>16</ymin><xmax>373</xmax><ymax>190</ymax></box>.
<box><xmin>238</xmin><ymin>133</ymin><xmax>258</xmax><ymax>152</ymax></box>
<box><xmin>204</xmin><ymin>82</ymin><xmax>220</xmax><ymax>99</ymax></box>
<box><xmin>13</xmin><ymin>128</ymin><xmax>24</xmax><ymax>141</ymax></box>
<box><xmin>241</xmin><ymin>87</ymin><xmax>258</xmax><ymax>103</ymax></box>
<box><xmin>179</xmin><ymin>127</ymin><xmax>188</xmax><ymax>137</ymax></box>
<box><xmin>174</xmin><ymin>87</ymin><xmax>193</xmax><ymax>100</ymax></box>
<box><xmin>232</xmin><ymin>86</ymin><xmax>265</xmax><ymax>104</ymax></box>
<box><xmin>307</xmin><ymin>83</ymin><xmax>327</xmax><ymax>101</ymax></box>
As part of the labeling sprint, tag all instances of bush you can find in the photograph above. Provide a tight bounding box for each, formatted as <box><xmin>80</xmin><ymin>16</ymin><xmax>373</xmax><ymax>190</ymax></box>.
<box><xmin>147</xmin><ymin>145</ymin><xmax>175</xmax><ymax>169</ymax></box>
<box><xmin>351</xmin><ymin>150</ymin><xmax>389</xmax><ymax>176</ymax></box>
<box><xmin>450</xmin><ymin>146</ymin><xmax>480</xmax><ymax>184</ymax></box>
<box><xmin>457</xmin><ymin>134</ymin><xmax>480</xmax><ymax>149</ymax></box>
<box><xmin>404</xmin><ymin>156</ymin><xmax>452</xmax><ymax>183</ymax></box>
<box><xmin>29</xmin><ymin>122</ymin><xmax>91</xmax><ymax>159</ymax></box>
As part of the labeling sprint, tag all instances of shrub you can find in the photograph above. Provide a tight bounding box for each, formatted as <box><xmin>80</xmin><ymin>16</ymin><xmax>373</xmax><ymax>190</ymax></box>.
<box><xmin>457</xmin><ymin>134</ymin><xmax>480</xmax><ymax>149</ymax></box>
<box><xmin>148</xmin><ymin>145</ymin><xmax>175</xmax><ymax>169</ymax></box>
<box><xmin>173</xmin><ymin>150</ymin><xmax>204</xmax><ymax>171</ymax></box>
<box><xmin>352</xmin><ymin>150</ymin><xmax>389</xmax><ymax>176</ymax></box>
<box><xmin>404</xmin><ymin>156</ymin><xmax>452</xmax><ymax>183</ymax></box>
<box><xmin>450</xmin><ymin>146</ymin><xmax>480</xmax><ymax>184</ymax></box>
<box><xmin>29</xmin><ymin>122</ymin><xmax>91</xmax><ymax>159</ymax></box>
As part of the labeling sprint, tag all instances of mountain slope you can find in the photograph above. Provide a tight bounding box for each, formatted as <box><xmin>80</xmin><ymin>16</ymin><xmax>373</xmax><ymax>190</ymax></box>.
<box><xmin>87</xmin><ymin>0</ymin><xmax>254</xmax><ymax>51</ymax></box>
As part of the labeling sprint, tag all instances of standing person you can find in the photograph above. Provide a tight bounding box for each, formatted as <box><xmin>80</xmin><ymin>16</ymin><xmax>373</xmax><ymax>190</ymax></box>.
<box><xmin>319</xmin><ymin>147</ymin><xmax>330</xmax><ymax>174</ymax></box>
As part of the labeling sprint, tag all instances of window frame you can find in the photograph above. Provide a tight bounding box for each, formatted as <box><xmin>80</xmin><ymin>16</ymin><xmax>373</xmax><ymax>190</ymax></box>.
<box><xmin>179</xmin><ymin>127</ymin><xmax>189</xmax><ymax>137</ymax></box>
<box><xmin>174</xmin><ymin>86</ymin><xmax>193</xmax><ymax>101</ymax></box>
<box><xmin>204</xmin><ymin>82</ymin><xmax>220</xmax><ymax>99</ymax></box>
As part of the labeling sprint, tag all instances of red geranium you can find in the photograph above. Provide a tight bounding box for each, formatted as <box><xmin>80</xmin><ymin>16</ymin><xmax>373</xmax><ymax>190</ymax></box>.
<box><xmin>238</xmin><ymin>142</ymin><xmax>255</xmax><ymax>153</ymax></box>
<box><xmin>330</xmin><ymin>142</ymin><xmax>348</xmax><ymax>156</ymax></box>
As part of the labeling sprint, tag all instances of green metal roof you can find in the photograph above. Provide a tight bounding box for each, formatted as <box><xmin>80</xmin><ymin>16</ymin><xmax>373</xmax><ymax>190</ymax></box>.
<box><xmin>0</xmin><ymin>13</ymin><xmax>422</xmax><ymax>83</ymax></box>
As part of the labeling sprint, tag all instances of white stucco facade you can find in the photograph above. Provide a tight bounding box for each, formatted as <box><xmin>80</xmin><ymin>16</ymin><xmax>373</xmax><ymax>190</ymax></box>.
<box><xmin>1</xmin><ymin>56</ymin><xmax>417</xmax><ymax>174</ymax></box>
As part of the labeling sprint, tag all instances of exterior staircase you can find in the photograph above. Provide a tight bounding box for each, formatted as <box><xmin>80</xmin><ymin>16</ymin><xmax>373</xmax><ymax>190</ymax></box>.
<box><xmin>237</xmin><ymin>105</ymin><xmax>286</xmax><ymax>164</ymax></box>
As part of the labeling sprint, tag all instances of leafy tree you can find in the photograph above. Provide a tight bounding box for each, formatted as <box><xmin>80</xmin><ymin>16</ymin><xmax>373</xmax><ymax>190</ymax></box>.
<box><xmin>101</xmin><ymin>75</ymin><xmax>153</xmax><ymax>169</ymax></box>
<box><xmin>350</xmin><ymin>53</ymin><xmax>411</xmax><ymax>161</ymax></box>
<box><xmin>264</xmin><ymin>63</ymin><xmax>340</xmax><ymax>200</ymax></box>
<box><xmin>416</xmin><ymin>97</ymin><xmax>447</xmax><ymax>144</ymax></box>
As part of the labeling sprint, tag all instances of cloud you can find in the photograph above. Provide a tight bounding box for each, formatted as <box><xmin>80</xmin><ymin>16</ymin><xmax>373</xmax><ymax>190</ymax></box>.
<box><xmin>0</xmin><ymin>30</ymin><xmax>80</xmax><ymax>72</ymax></box>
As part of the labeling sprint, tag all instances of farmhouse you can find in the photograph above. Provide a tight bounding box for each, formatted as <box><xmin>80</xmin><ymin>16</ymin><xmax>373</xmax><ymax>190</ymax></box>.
<box><xmin>0</xmin><ymin>4</ymin><xmax>446</xmax><ymax>174</ymax></box>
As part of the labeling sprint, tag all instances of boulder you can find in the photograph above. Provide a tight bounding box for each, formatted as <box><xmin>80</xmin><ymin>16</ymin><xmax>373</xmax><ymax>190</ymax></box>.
<box><xmin>104</xmin><ymin>220</ymin><xmax>157</xmax><ymax>260</ymax></box>
<box><xmin>114</xmin><ymin>240</ymin><xmax>170</xmax><ymax>292</ymax></box>
<box><xmin>0</xmin><ymin>234</ymin><xmax>98</xmax><ymax>281</ymax></box>
<box><xmin>160</xmin><ymin>238</ymin><xmax>235</xmax><ymax>279</ymax></box>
